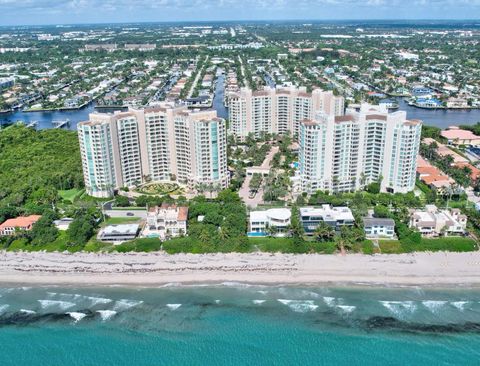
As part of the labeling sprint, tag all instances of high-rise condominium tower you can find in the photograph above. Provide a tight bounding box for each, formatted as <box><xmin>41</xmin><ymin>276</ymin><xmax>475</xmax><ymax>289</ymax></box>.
<box><xmin>298</xmin><ymin>104</ymin><xmax>422</xmax><ymax>194</ymax></box>
<box><xmin>228</xmin><ymin>86</ymin><xmax>344</xmax><ymax>138</ymax></box>
<box><xmin>78</xmin><ymin>104</ymin><xmax>229</xmax><ymax>197</ymax></box>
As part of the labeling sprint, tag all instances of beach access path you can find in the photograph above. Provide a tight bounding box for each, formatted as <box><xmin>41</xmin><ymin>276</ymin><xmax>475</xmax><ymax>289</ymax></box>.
<box><xmin>1</xmin><ymin>251</ymin><xmax>480</xmax><ymax>286</ymax></box>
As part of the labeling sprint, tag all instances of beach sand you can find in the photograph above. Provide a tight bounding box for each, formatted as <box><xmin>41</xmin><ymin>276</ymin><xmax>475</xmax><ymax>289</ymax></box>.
<box><xmin>0</xmin><ymin>251</ymin><xmax>480</xmax><ymax>286</ymax></box>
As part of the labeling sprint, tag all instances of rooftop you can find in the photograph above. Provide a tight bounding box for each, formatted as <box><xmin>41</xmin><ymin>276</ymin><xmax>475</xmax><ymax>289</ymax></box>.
<box><xmin>0</xmin><ymin>215</ymin><xmax>41</xmax><ymax>230</ymax></box>
<box><xmin>250</xmin><ymin>208</ymin><xmax>291</xmax><ymax>222</ymax></box>
<box><xmin>103</xmin><ymin>224</ymin><xmax>139</xmax><ymax>236</ymax></box>
<box><xmin>363</xmin><ymin>217</ymin><xmax>395</xmax><ymax>227</ymax></box>
<box><xmin>300</xmin><ymin>205</ymin><xmax>354</xmax><ymax>222</ymax></box>
<box><xmin>441</xmin><ymin>128</ymin><xmax>480</xmax><ymax>141</ymax></box>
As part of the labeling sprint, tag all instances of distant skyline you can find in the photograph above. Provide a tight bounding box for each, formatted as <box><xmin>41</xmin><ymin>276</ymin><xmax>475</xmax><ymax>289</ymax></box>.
<box><xmin>0</xmin><ymin>0</ymin><xmax>479</xmax><ymax>26</ymax></box>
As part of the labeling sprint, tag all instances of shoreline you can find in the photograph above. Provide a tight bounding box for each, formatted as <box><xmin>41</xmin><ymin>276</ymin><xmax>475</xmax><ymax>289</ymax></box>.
<box><xmin>1</xmin><ymin>251</ymin><xmax>480</xmax><ymax>287</ymax></box>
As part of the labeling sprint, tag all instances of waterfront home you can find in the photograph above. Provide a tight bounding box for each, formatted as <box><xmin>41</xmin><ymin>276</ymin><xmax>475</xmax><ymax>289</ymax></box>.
<box><xmin>416</xmin><ymin>156</ymin><xmax>454</xmax><ymax>194</ymax></box>
<box><xmin>300</xmin><ymin>205</ymin><xmax>354</xmax><ymax>235</ymax></box>
<box><xmin>142</xmin><ymin>204</ymin><xmax>188</xmax><ymax>240</ymax></box>
<box><xmin>441</xmin><ymin>127</ymin><xmax>480</xmax><ymax>146</ymax></box>
<box><xmin>410</xmin><ymin>205</ymin><xmax>467</xmax><ymax>237</ymax></box>
<box><xmin>411</xmin><ymin>86</ymin><xmax>433</xmax><ymax>96</ymax></box>
<box><xmin>415</xmin><ymin>97</ymin><xmax>443</xmax><ymax>108</ymax></box>
<box><xmin>249</xmin><ymin>208</ymin><xmax>291</xmax><ymax>237</ymax></box>
<box><xmin>363</xmin><ymin>217</ymin><xmax>395</xmax><ymax>239</ymax></box>
<box><xmin>446</xmin><ymin>98</ymin><xmax>468</xmax><ymax>109</ymax></box>
<box><xmin>0</xmin><ymin>215</ymin><xmax>41</xmax><ymax>236</ymax></box>
<box><xmin>379</xmin><ymin>99</ymin><xmax>398</xmax><ymax>109</ymax></box>
<box><xmin>98</xmin><ymin>224</ymin><xmax>140</xmax><ymax>242</ymax></box>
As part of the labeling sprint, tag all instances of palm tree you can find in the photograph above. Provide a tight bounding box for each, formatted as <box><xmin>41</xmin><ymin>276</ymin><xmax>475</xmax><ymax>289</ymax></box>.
<box><xmin>313</xmin><ymin>222</ymin><xmax>335</xmax><ymax>242</ymax></box>
<box><xmin>266</xmin><ymin>224</ymin><xmax>278</xmax><ymax>237</ymax></box>
<box><xmin>218</xmin><ymin>226</ymin><xmax>230</xmax><ymax>240</ymax></box>
<box><xmin>196</xmin><ymin>183</ymin><xmax>207</xmax><ymax>196</ymax></box>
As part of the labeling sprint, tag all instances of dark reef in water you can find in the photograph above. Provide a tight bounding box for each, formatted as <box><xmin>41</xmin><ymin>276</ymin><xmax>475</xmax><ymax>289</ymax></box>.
<box><xmin>364</xmin><ymin>316</ymin><xmax>480</xmax><ymax>334</ymax></box>
<box><xmin>0</xmin><ymin>310</ymin><xmax>97</xmax><ymax>326</ymax></box>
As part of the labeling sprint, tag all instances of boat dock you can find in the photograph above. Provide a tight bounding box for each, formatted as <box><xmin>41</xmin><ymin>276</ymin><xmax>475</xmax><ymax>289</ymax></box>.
<box><xmin>52</xmin><ymin>119</ymin><xmax>70</xmax><ymax>129</ymax></box>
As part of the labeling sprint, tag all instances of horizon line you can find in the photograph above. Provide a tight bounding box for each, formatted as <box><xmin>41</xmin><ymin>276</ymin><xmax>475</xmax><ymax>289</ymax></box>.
<box><xmin>1</xmin><ymin>18</ymin><xmax>479</xmax><ymax>28</ymax></box>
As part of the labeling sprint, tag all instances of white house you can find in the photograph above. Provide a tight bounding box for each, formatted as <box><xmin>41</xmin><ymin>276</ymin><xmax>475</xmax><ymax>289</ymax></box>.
<box><xmin>300</xmin><ymin>205</ymin><xmax>355</xmax><ymax>235</ymax></box>
<box><xmin>410</xmin><ymin>205</ymin><xmax>467</xmax><ymax>237</ymax></box>
<box><xmin>249</xmin><ymin>208</ymin><xmax>291</xmax><ymax>237</ymax></box>
<box><xmin>363</xmin><ymin>217</ymin><xmax>395</xmax><ymax>238</ymax></box>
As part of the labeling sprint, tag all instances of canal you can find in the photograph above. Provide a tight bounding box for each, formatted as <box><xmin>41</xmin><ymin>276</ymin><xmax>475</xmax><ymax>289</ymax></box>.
<box><xmin>1</xmin><ymin>82</ymin><xmax>479</xmax><ymax>131</ymax></box>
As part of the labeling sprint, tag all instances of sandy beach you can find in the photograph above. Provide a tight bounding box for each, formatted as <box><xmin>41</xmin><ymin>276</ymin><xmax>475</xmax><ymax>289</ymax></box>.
<box><xmin>1</xmin><ymin>250</ymin><xmax>480</xmax><ymax>286</ymax></box>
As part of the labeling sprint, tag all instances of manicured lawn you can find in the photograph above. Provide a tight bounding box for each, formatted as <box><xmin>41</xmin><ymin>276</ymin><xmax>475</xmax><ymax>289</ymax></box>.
<box><xmin>104</xmin><ymin>217</ymin><xmax>141</xmax><ymax>225</ymax></box>
<box><xmin>112</xmin><ymin>207</ymin><xmax>146</xmax><ymax>211</ymax></box>
<box><xmin>59</xmin><ymin>188</ymin><xmax>85</xmax><ymax>203</ymax></box>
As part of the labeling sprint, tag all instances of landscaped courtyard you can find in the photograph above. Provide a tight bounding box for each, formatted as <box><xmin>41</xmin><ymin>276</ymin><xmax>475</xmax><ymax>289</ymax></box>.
<box><xmin>135</xmin><ymin>182</ymin><xmax>184</xmax><ymax>196</ymax></box>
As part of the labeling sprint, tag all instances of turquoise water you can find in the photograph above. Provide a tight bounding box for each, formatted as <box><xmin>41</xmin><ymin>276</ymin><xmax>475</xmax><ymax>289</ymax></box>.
<box><xmin>0</xmin><ymin>285</ymin><xmax>480</xmax><ymax>365</ymax></box>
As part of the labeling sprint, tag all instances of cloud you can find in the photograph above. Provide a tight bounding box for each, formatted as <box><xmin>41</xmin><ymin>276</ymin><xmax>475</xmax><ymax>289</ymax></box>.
<box><xmin>0</xmin><ymin>0</ymin><xmax>478</xmax><ymax>24</ymax></box>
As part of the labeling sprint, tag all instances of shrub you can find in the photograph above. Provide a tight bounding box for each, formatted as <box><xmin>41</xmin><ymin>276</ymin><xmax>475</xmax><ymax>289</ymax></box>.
<box><xmin>115</xmin><ymin>238</ymin><xmax>162</xmax><ymax>253</ymax></box>
<box><xmin>362</xmin><ymin>240</ymin><xmax>375</xmax><ymax>255</ymax></box>
<box><xmin>379</xmin><ymin>240</ymin><xmax>403</xmax><ymax>254</ymax></box>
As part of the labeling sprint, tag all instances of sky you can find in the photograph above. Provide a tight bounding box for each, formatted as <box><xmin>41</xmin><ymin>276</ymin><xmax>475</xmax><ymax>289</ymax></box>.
<box><xmin>0</xmin><ymin>0</ymin><xmax>479</xmax><ymax>26</ymax></box>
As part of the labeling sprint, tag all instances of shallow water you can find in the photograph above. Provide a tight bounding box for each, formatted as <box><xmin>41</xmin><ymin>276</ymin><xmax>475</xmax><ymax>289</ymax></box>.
<box><xmin>0</xmin><ymin>284</ymin><xmax>479</xmax><ymax>365</ymax></box>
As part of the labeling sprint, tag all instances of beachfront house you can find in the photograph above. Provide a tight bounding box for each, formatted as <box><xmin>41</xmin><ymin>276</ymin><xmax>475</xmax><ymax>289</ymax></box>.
<box><xmin>300</xmin><ymin>205</ymin><xmax>354</xmax><ymax>235</ymax></box>
<box><xmin>248</xmin><ymin>208</ymin><xmax>291</xmax><ymax>237</ymax></box>
<box><xmin>142</xmin><ymin>204</ymin><xmax>188</xmax><ymax>240</ymax></box>
<box><xmin>409</xmin><ymin>205</ymin><xmax>467</xmax><ymax>237</ymax></box>
<box><xmin>98</xmin><ymin>224</ymin><xmax>140</xmax><ymax>242</ymax></box>
<box><xmin>362</xmin><ymin>218</ymin><xmax>395</xmax><ymax>239</ymax></box>
<box><xmin>0</xmin><ymin>215</ymin><xmax>42</xmax><ymax>236</ymax></box>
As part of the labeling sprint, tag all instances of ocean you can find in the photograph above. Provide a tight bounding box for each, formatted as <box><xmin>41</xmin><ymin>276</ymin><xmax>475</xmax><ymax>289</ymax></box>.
<box><xmin>0</xmin><ymin>284</ymin><xmax>479</xmax><ymax>365</ymax></box>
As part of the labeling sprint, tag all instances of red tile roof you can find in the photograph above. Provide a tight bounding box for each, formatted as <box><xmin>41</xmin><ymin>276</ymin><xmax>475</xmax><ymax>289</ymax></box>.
<box><xmin>0</xmin><ymin>215</ymin><xmax>41</xmax><ymax>231</ymax></box>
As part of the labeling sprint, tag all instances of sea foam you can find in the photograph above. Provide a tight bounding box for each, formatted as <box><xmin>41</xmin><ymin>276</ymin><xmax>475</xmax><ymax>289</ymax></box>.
<box><xmin>113</xmin><ymin>299</ymin><xmax>143</xmax><ymax>311</ymax></box>
<box><xmin>38</xmin><ymin>300</ymin><xmax>76</xmax><ymax>310</ymax></box>
<box><xmin>20</xmin><ymin>309</ymin><xmax>36</xmax><ymax>315</ymax></box>
<box><xmin>422</xmin><ymin>301</ymin><xmax>447</xmax><ymax>313</ymax></box>
<box><xmin>166</xmin><ymin>304</ymin><xmax>182</xmax><ymax>311</ymax></box>
<box><xmin>87</xmin><ymin>296</ymin><xmax>113</xmax><ymax>306</ymax></box>
<box><xmin>323</xmin><ymin>297</ymin><xmax>336</xmax><ymax>307</ymax></box>
<box><xmin>96</xmin><ymin>310</ymin><xmax>117</xmax><ymax>321</ymax></box>
<box><xmin>380</xmin><ymin>301</ymin><xmax>416</xmax><ymax>316</ymax></box>
<box><xmin>67</xmin><ymin>312</ymin><xmax>87</xmax><ymax>323</ymax></box>
<box><xmin>336</xmin><ymin>305</ymin><xmax>356</xmax><ymax>313</ymax></box>
<box><xmin>252</xmin><ymin>300</ymin><xmax>266</xmax><ymax>305</ymax></box>
<box><xmin>0</xmin><ymin>304</ymin><xmax>9</xmax><ymax>314</ymax></box>
<box><xmin>451</xmin><ymin>301</ymin><xmax>469</xmax><ymax>311</ymax></box>
<box><xmin>277</xmin><ymin>299</ymin><xmax>318</xmax><ymax>313</ymax></box>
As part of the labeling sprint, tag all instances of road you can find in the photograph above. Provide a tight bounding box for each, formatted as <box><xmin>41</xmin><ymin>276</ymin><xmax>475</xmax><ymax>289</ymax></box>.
<box><xmin>187</xmin><ymin>56</ymin><xmax>209</xmax><ymax>98</ymax></box>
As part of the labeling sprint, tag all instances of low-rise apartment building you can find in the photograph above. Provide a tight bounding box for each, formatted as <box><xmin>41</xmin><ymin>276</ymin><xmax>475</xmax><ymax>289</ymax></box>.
<box><xmin>143</xmin><ymin>204</ymin><xmax>188</xmax><ymax>240</ymax></box>
<box><xmin>410</xmin><ymin>205</ymin><xmax>467</xmax><ymax>237</ymax></box>
<box><xmin>300</xmin><ymin>205</ymin><xmax>354</xmax><ymax>235</ymax></box>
